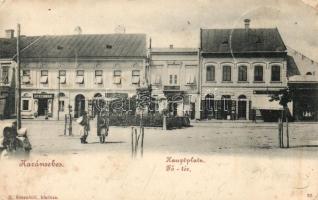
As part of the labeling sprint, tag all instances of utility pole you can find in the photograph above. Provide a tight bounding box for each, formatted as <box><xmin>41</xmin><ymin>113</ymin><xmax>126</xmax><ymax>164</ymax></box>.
<box><xmin>57</xmin><ymin>74</ymin><xmax>60</xmax><ymax>120</ymax></box>
<box><xmin>16</xmin><ymin>24</ymin><xmax>21</xmax><ymax>129</ymax></box>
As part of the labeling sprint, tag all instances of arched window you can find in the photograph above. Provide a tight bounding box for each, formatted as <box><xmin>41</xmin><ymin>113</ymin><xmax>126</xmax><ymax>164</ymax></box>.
<box><xmin>306</xmin><ymin>72</ymin><xmax>313</xmax><ymax>75</ymax></box>
<box><xmin>254</xmin><ymin>65</ymin><xmax>263</xmax><ymax>81</ymax></box>
<box><xmin>238</xmin><ymin>66</ymin><xmax>247</xmax><ymax>81</ymax></box>
<box><xmin>238</xmin><ymin>95</ymin><xmax>247</xmax><ymax>99</ymax></box>
<box><xmin>206</xmin><ymin>65</ymin><xmax>215</xmax><ymax>81</ymax></box>
<box><xmin>222</xmin><ymin>65</ymin><xmax>231</xmax><ymax>81</ymax></box>
<box><xmin>271</xmin><ymin>65</ymin><xmax>281</xmax><ymax>81</ymax></box>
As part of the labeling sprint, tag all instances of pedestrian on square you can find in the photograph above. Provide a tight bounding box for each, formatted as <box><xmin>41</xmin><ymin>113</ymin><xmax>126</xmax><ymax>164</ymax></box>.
<box><xmin>97</xmin><ymin>110</ymin><xmax>109</xmax><ymax>144</ymax></box>
<box><xmin>79</xmin><ymin>111</ymin><xmax>90</xmax><ymax>144</ymax></box>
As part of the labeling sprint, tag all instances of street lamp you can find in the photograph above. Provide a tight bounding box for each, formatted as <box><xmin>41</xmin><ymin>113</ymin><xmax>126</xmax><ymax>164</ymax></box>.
<box><xmin>57</xmin><ymin>74</ymin><xmax>60</xmax><ymax>120</ymax></box>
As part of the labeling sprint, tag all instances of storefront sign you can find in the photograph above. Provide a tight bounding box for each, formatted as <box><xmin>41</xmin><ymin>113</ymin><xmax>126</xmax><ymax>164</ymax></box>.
<box><xmin>33</xmin><ymin>93</ymin><xmax>54</xmax><ymax>99</ymax></box>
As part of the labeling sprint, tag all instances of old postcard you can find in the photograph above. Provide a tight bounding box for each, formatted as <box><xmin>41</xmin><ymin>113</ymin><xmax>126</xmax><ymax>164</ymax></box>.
<box><xmin>0</xmin><ymin>0</ymin><xmax>318</xmax><ymax>199</ymax></box>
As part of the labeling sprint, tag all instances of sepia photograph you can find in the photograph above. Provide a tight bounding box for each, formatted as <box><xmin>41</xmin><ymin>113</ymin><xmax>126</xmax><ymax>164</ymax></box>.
<box><xmin>0</xmin><ymin>0</ymin><xmax>318</xmax><ymax>199</ymax></box>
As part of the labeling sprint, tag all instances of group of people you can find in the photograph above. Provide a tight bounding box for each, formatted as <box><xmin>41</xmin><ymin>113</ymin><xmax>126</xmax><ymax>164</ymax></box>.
<box><xmin>78</xmin><ymin>110</ymin><xmax>110</xmax><ymax>144</ymax></box>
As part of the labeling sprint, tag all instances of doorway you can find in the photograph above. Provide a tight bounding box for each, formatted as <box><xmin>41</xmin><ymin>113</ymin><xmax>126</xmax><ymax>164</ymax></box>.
<box><xmin>38</xmin><ymin>99</ymin><xmax>48</xmax><ymax>116</ymax></box>
<box><xmin>238</xmin><ymin>95</ymin><xmax>247</xmax><ymax>120</ymax></box>
<box><xmin>75</xmin><ymin>94</ymin><xmax>85</xmax><ymax>118</ymax></box>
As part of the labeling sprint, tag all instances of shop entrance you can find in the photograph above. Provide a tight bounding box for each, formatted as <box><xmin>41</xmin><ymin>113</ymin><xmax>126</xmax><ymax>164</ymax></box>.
<box><xmin>75</xmin><ymin>94</ymin><xmax>85</xmax><ymax>118</ymax></box>
<box><xmin>38</xmin><ymin>99</ymin><xmax>48</xmax><ymax>116</ymax></box>
<box><xmin>237</xmin><ymin>95</ymin><xmax>247</xmax><ymax>120</ymax></box>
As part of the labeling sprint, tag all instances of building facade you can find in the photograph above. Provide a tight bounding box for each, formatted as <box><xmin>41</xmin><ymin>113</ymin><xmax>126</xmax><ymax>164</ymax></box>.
<box><xmin>18</xmin><ymin>34</ymin><xmax>147</xmax><ymax>119</ymax></box>
<box><xmin>149</xmin><ymin>47</ymin><xmax>199</xmax><ymax>119</ymax></box>
<box><xmin>199</xmin><ymin>20</ymin><xmax>288</xmax><ymax>121</ymax></box>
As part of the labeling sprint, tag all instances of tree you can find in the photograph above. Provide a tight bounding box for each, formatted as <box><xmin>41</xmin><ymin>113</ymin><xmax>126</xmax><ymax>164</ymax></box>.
<box><xmin>270</xmin><ymin>88</ymin><xmax>292</xmax><ymax>148</ymax></box>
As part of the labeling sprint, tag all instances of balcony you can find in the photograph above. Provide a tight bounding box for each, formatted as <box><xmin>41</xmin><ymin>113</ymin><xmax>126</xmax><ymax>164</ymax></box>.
<box><xmin>163</xmin><ymin>85</ymin><xmax>180</xmax><ymax>91</ymax></box>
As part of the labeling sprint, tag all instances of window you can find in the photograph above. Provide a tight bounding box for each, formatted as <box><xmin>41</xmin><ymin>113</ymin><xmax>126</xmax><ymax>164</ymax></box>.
<box><xmin>306</xmin><ymin>72</ymin><xmax>313</xmax><ymax>75</ymax></box>
<box><xmin>95</xmin><ymin>70</ymin><xmax>103</xmax><ymax>84</ymax></box>
<box><xmin>40</xmin><ymin>70</ymin><xmax>48</xmax><ymax>84</ymax></box>
<box><xmin>113</xmin><ymin>70</ymin><xmax>121</xmax><ymax>84</ymax></box>
<box><xmin>222</xmin><ymin>65</ymin><xmax>231</xmax><ymax>81</ymax></box>
<box><xmin>169</xmin><ymin>74</ymin><xmax>178</xmax><ymax>85</ymax></box>
<box><xmin>59</xmin><ymin>100</ymin><xmax>65</xmax><ymax>112</ymax></box>
<box><xmin>154</xmin><ymin>75</ymin><xmax>161</xmax><ymax>85</ymax></box>
<box><xmin>22</xmin><ymin>70</ymin><xmax>31</xmax><ymax>84</ymax></box>
<box><xmin>41</xmin><ymin>70</ymin><xmax>48</xmax><ymax>76</ymax></box>
<box><xmin>22</xmin><ymin>100</ymin><xmax>29</xmax><ymax>111</ymax></box>
<box><xmin>132</xmin><ymin>70</ymin><xmax>140</xmax><ymax>84</ymax></box>
<box><xmin>185</xmin><ymin>68</ymin><xmax>196</xmax><ymax>85</ymax></box>
<box><xmin>271</xmin><ymin>65</ymin><xmax>281</xmax><ymax>81</ymax></box>
<box><xmin>1</xmin><ymin>66</ymin><xmax>9</xmax><ymax>84</ymax></box>
<box><xmin>254</xmin><ymin>65</ymin><xmax>263</xmax><ymax>82</ymax></box>
<box><xmin>59</xmin><ymin>70</ymin><xmax>66</xmax><ymax>84</ymax></box>
<box><xmin>238</xmin><ymin>66</ymin><xmax>247</xmax><ymax>81</ymax></box>
<box><xmin>76</xmin><ymin>70</ymin><xmax>84</xmax><ymax>84</ymax></box>
<box><xmin>206</xmin><ymin>65</ymin><xmax>215</xmax><ymax>81</ymax></box>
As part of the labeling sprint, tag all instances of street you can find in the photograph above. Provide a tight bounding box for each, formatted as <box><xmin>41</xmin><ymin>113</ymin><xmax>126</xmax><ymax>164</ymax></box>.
<box><xmin>21</xmin><ymin>120</ymin><xmax>318</xmax><ymax>158</ymax></box>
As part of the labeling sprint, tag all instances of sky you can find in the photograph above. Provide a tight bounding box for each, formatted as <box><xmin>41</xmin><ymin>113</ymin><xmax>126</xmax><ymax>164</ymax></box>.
<box><xmin>0</xmin><ymin>0</ymin><xmax>317</xmax><ymax>60</ymax></box>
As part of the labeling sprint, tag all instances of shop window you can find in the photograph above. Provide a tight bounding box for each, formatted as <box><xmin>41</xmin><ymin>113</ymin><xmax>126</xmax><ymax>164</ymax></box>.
<box><xmin>222</xmin><ymin>65</ymin><xmax>231</xmax><ymax>81</ymax></box>
<box><xmin>132</xmin><ymin>70</ymin><xmax>140</xmax><ymax>84</ymax></box>
<box><xmin>271</xmin><ymin>65</ymin><xmax>281</xmax><ymax>82</ymax></box>
<box><xmin>238</xmin><ymin>65</ymin><xmax>247</xmax><ymax>81</ymax></box>
<box><xmin>59</xmin><ymin>100</ymin><xmax>65</xmax><ymax>112</ymax></box>
<box><xmin>95</xmin><ymin>70</ymin><xmax>103</xmax><ymax>84</ymax></box>
<box><xmin>76</xmin><ymin>70</ymin><xmax>84</xmax><ymax>84</ymax></box>
<box><xmin>113</xmin><ymin>70</ymin><xmax>121</xmax><ymax>84</ymax></box>
<box><xmin>59</xmin><ymin>70</ymin><xmax>66</xmax><ymax>84</ymax></box>
<box><xmin>22</xmin><ymin>100</ymin><xmax>29</xmax><ymax>111</ymax></box>
<box><xmin>22</xmin><ymin>70</ymin><xmax>31</xmax><ymax>84</ymax></box>
<box><xmin>40</xmin><ymin>70</ymin><xmax>48</xmax><ymax>84</ymax></box>
<box><xmin>254</xmin><ymin>65</ymin><xmax>263</xmax><ymax>82</ymax></box>
<box><xmin>206</xmin><ymin>65</ymin><xmax>215</xmax><ymax>81</ymax></box>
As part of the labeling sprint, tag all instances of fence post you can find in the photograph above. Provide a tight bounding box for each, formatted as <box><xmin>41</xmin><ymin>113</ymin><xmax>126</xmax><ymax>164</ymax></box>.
<box><xmin>163</xmin><ymin>115</ymin><xmax>167</xmax><ymax>130</ymax></box>
<box><xmin>131</xmin><ymin>127</ymin><xmax>134</xmax><ymax>158</ymax></box>
<box><xmin>69</xmin><ymin>114</ymin><xmax>73</xmax><ymax>136</ymax></box>
<box><xmin>141</xmin><ymin>126</ymin><xmax>144</xmax><ymax>157</ymax></box>
<box><xmin>64</xmin><ymin>114</ymin><xmax>67</xmax><ymax>136</ymax></box>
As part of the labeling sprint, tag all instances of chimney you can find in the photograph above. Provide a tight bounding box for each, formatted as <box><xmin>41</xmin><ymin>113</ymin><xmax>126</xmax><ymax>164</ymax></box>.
<box><xmin>169</xmin><ymin>44</ymin><xmax>173</xmax><ymax>49</ymax></box>
<box><xmin>244</xmin><ymin>19</ymin><xmax>250</xmax><ymax>31</ymax></box>
<box><xmin>5</xmin><ymin>29</ymin><xmax>14</xmax><ymax>38</ymax></box>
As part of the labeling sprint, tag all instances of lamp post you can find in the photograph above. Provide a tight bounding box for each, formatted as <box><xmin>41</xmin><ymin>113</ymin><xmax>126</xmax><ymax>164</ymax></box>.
<box><xmin>57</xmin><ymin>75</ymin><xmax>60</xmax><ymax>120</ymax></box>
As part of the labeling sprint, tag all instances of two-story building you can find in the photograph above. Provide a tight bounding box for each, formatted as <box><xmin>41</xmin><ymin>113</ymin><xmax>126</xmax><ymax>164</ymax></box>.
<box><xmin>0</xmin><ymin>30</ymin><xmax>39</xmax><ymax>119</ymax></box>
<box><xmin>19</xmin><ymin>33</ymin><xmax>147</xmax><ymax>119</ymax></box>
<box><xmin>199</xmin><ymin>19</ymin><xmax>288</xmax><ymax>121</ymax></box>
<box><xmin>149</xmin><ymin>46</ymin><xmax>199</xmax><ymax>119</ymax></box>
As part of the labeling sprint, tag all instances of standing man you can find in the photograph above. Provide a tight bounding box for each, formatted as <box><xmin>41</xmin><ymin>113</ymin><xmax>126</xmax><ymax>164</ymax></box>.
<box><xmin>80</xmin><ymin>111</ymin><xmax>90</xmax><ymax>144</ymax></box>
<box><xmin>97</xmin><ymin>110</ymin><xmax>109</xmax><ymax>143</ymax></box>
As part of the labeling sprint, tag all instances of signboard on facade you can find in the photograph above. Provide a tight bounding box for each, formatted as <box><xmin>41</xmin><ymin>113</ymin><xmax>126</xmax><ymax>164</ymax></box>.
<box><xmin>33</xmin><ymin>93</ymin><xmax>54</xmax><ymax>99</ymax></box>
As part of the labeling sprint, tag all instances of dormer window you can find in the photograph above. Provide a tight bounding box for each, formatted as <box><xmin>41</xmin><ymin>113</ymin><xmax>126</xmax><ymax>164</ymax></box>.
<box><xmin>106</xmin><ymin>44</ymin><xmax>112</xmax><ymax>49</ymax></box>
<box><xmin>40</xmin><ymin>70</ymin><xmax>48</xmax><ymax>84</ymax></box>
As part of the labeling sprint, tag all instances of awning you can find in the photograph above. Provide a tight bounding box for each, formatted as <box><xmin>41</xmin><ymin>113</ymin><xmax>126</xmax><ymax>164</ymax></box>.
<box><xmin>251</xmin><ymin>95</ymin><xmax>283</xmax><ymax>110</ymax></box>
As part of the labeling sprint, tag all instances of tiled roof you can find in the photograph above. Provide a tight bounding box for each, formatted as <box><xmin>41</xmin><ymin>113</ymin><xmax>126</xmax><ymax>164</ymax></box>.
<box><xmin>0</xmin><ymin>34</ymin><xmax>146</xmax><ymax>59</ymax></box>
<box><xmin>0</xmin><ymin>36</ymin><xmax>39</xmax><ymax>59</ymax></box>
<box><xmin>201</xmin><ymin>28</ymin><xmax>286</xmax><ymax>53</ymax></box>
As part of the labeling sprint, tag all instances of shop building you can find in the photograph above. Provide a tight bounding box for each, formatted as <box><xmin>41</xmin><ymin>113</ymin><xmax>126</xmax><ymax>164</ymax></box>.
<box><xmin>287</xmin><ymin>47</ymin><xmax>318</xmax><ymax>121</ymax></box>
<box><xmin>19</xmin><ymin>34</ymin><xmax>147</xmax><ymax>119</ymax></box>
<box><xmin>149</xmin><ymin>46</ymin><xmax>199</xmax><ymax>119</ymax></box>
<box><xmin>199</xmin><ymin>19</ymin><xmax>288</xmax><ymax>121</ymax></box>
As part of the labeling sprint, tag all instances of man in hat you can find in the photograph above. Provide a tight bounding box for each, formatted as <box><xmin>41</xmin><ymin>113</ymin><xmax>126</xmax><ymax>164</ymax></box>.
<box><xmin>80</xmin><ymin>111</ymin><xmax>90</xmax><ymax>144</ymax></box>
